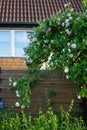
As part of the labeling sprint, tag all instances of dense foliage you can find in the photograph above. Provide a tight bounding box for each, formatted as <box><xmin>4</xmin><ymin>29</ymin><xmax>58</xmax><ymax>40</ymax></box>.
<box><xmin>0</xmin><ymin>105</ymin><xmax>86</xmax><ymax>130</ymax></box>
<box><xmin>25</xmin><ymin>3</ymin><xmax>87</xmax><ymax>98</ymax></box>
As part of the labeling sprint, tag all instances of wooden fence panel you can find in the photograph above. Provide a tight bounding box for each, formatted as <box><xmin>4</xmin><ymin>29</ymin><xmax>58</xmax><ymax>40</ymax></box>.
<box><xmin>0</xmin><ymin>70</ymin><xmax>83</xmax><ymax>117</ymax></box>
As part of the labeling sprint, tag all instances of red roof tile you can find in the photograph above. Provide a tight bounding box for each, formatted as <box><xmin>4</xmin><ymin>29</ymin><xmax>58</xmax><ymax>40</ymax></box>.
<box><xmin>0</xmin><ymin>0</ymin><xmax>83</xmax><ymax>24</ymax></box>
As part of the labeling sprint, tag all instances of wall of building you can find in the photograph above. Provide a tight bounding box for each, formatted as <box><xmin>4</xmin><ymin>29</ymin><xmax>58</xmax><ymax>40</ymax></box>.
<box><xmin>0</xmin><ymin>57</ymin><xmax>27</xmax><ymax>70</ymax></box>
<box><xmin>0</xmin><ymin>26</ymin><xmax>34</xmax><ymax>70</ymax></box>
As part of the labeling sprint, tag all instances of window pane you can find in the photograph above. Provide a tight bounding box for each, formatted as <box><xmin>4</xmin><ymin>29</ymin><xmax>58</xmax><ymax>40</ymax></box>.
<box><xmin>15</xmin><ymin>31</ymin><xmax>32</xmax><ymax>56</ymax></box>
<box><xmin>0</xmin><ymin>31</ymin><xmax>11</xmax><ymax>56</ymax></box>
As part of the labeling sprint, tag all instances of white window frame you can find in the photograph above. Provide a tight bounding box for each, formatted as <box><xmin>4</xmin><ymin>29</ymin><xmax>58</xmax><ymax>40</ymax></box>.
<box><xmin>0</xmin><ymin>29</ymin><xmax>34</xmax><ymax>57</ymax></box>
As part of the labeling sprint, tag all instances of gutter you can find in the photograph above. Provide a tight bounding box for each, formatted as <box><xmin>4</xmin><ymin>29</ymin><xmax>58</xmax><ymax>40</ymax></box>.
<box><xmin>0</xmin><ymin>21</ymin><xmax>39</xmax><ymax>25</ymax></box>
<box><xmin>0</xmin><ymin>22</ymin><xmax>39</xmax><ymax>27</ymax></box>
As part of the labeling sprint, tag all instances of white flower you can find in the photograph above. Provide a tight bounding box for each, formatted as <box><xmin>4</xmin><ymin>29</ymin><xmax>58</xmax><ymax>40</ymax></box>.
<box><xmin>66</xmin><ymin>22</ymin><xmax>70</xmax><ymax>27</ymax></box>
<box><xmin>49</xmin><ymin>21</ymin><xmax>52</xmax><ymax>25</ymax></box>
<box><xmin>62</xmin><ymin>49</ymin><xmax>65</xmax><ymax>52</ymax></box>
<box><xmin>67</xmin><ymin>13</ymin><xmax>71</xmax><ymax>17</ymax></box>
<box><xmin>57</xmin><ymin>21</ymin><xmax>61</xmax><ymax>25</ymax></box>
<box><xmin>37</xmin><ymin>42</ymin><xmax>40</xmax><ymax>45</ymax></box>
<box><xmin>48</xmin><ymin>52</ymin><xmax>53</xmax><ymax>61</ymax></box>
<box><xmin>44</xmin><ymin>40</ymin><xmax>48</xmax><ymax>43</ymax></box>
<box><xmin>15</xmin><ymin>102</ymin><xmax>20</xmax><ymax>107</ymax></box>
<box><xmin>68</xmin><ymin>49</ymin><xmax>71</xmax><ymax>52</ymax></box>
<box><xmin>57</xmin><ymin>18</ymin><xmax>60</xmax><ymax>21</ymax></box>
<box><xmin>32</xmin><ymin>37</ymin><xmax>37</xmax><ymax>42</ymax></box>
<box><xmin>13</xmin><ymin>82</ymin><xmax>17</xmax><ymax>87</ymax></box>
<box><xmin>67</xmin><ymin>42</ymin><xmax>70</xmax><ymax>46</ymax></box>
<box><xmin>76</xmin><ymin>17</ymin><xmax>80</xmax><ymax>21</ymax></box>
<box><xmin>64</xmin><ymin>4</ymin><xmax>67</xmax><ymax>8</ymax></box>
<box><xmin>71</xmin><ymin>44</ymin><xmax>76</xmax><ymax>48</ymax></box>
<box><xmin>15</xmin><ymin>91</ymin><xmax>20</xmax><ymax>97</ymax></box>
<box><xmin>51</xmin><ymin>40</ymin><xmax>53</xmax><ymax>43</ymax></box>
<box><xmin>66</xmin><ymin>75</ymin><xmax>69</xmax><ymax>79</ymax></box>
<box><xmin>16</xmin><ymin>93</ymin><xmax>20</xmax><ymax>97</ymax></box>
<box><xmin>69</xmin><ymin>54</ymin><xmax>73</xmax><ymax>58</ymax></box>
<box><xmin>65</xmin><ymin>29</ymin><xmax>71</xmax><ymax>35</ymax></box>
<box><xmin>9</xmin><ymin>78</ymin><xmax>12</xmax><ymax>82</ymax></box>
<box><xmin>65</xmin><ymin>19</ymin><xmax>69</xmax><ymax>23</ymax></box>
<box><xmin>62</xmin><ymin>22</ymin><xmax>65</xmax><ymax>27</ymax></box>
<box><xmin>29</xmin><ymin>59</ymin><xmax>33</xmax><ymax>63</ymax></box>
<box><xmin>64</xmin><ymin>66</ymin><xmax>69</xmax><ymax>73</ymax></box>
<box><xmin>16</xmin><ymin>90</ymin><xmax>18</xmax><ymax>94</ymax></box>
<box><xmin>77</xmin><ymin>95</ymin><xmax>81</xmax><ymax>99</ymax></box>
<box><xmin>70</xmin><ymin>8</ymin><xmax>74</xmax><ymax>12</ymax></box>
<box><xmin>69</xmin><ymin>17</ymin><xmax>72</xmax><ymax>20</ymax></box>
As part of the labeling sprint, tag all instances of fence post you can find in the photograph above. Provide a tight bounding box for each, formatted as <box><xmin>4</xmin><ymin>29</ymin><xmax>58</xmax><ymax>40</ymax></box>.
<box><xmin>82</xmin><ymin>98</ymin><xmax>87</xmax><ymax>125</ymax></box>
<box><xmin>0</xmin><ymin>67</ymin><xmax>1</xmax><ymax>83</ymax></box>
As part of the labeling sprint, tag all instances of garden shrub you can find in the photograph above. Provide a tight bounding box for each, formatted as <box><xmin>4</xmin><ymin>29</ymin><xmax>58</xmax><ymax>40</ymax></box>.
<box><xmin>24</xmin><ymin>3</ymin><xmax>87</xmax><ymax>98</ymax></box>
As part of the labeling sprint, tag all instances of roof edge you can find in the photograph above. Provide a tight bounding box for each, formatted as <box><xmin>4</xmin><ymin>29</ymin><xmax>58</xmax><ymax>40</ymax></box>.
<box><xmin>0</xmin><ymin>21</ymin><xmax>38</xmax><ymax>25</ymax></box>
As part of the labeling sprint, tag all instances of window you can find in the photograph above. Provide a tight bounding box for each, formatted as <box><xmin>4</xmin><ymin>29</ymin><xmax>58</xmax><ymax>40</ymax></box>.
<box><xmin>0</xmin><ymin>31</ymin><xmax>11</xmax><ymax>56</ymax></box>
<box><xmin>0</xmin><ymin>30</ymin><xmax>33</xmax><ymax>57</ymax></box>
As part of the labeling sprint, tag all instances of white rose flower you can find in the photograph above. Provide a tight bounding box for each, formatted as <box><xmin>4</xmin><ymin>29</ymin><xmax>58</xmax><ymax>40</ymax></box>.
<box><xmin>51</xmin><ymin>40</ymin><xmax>53</xmax><ymax>43</ymax></box>
<box><xmin>44</xmin><ymin>40</ymin><xmax>48</xmax><ymax>43</ymax></box>
<box><xmin>67</xmin><ymin>42</ymin><xmax>70</xmax><ymax>46</ymax></box>
<box><xmin>16</xmin><ymin>90</ymin><xmax>18</xmax><ymax>94</ymax></box>
<box><xmin>15</xmin><ymin>102</ymin><xmax>20</xmax><ymax>107</ymax></box>
<box><xmin>57</xmin><ymin>18</ymin><xmax>60</xmax><ymax>21</ymax></box>
<box><xmin>67</xmin><ymin>13</ymin><xmax>71</xmax><ymax>17</ymax></box>
<box><xmin>70</xmin><ymin>8</ymin><xmax>74</xmax><ymax>12</ymax></box>
<box><xmin>66</xmin><ymin>75</ymin><xmax>69</xmax><ymax>79</ymax></box>
<box><xmin>64</xmin><ymin>66</ymin><xmax>69</xmax><ymax>73</ymax></box>
<box><xmin>16</xmin><ymin>93</ymin><xmax>20</xmax><ymax>97</ymax></box>
<box><xmin>68</xmin><ymin>49</ymin><xmax>71</xmax><ymax>52</ymax></box>
<box><xmin>69</xmin><ymin>17</ymin><xmax>72</xmax><ymax>20</ymax></box>
<box><xmin>62</xmin><ymin>49</ymin><xmax>65</xmax><ymax>52</ymax></box>
<box><xmin>32</xmin><ymin>37</ymin><xmax>37</xmax><ymax>42</ymax></box>
<box><xmin>77</xmin><ymin>95</ymin><xmax>81</xmax><ymax>99</ymax></box>
<box><xmin>13</xmin><ymin>82</ymin><xmax>17</xmax><ymax>87</ymax></box>
<box><xmin>62</xmin><ymin>22</ymin><xmax>65</xmax><ymax>27</ymax></box>
<box><xmin>65</xmin><ymin>19</ymin><xmax>69</xmax><ymax>23</ymax></box>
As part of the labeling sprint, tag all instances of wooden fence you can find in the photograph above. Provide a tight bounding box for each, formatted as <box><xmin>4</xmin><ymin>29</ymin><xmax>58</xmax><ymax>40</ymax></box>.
<box><xmin>0</xmin><ymin>69</ymin><xmax>83</xmax><ymax>117</ymax></box>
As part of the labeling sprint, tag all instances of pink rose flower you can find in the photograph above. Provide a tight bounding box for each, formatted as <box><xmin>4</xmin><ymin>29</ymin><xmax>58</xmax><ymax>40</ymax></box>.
<box><xmin>65</xmin><ymin>29</ymin><xmax>71</xmax><ymax>35</ymax></box>
<box><xmin>66</xmin><ymin>22</ymin><xmax>70</xmax><ymax>27</ymax></box>
<box><xmin>71</xmin><ymin>44</ymin><xmax>76</xmax><ymax>48</ymax></box>
<box><xmin>69</xmin><ymin>54</ymin><xmax>73</xmax><ymax>58</ymax></box>
<box><xmin>21</xmin><ymin>105</ymin><xmax>25</xmax><ymax>109</ymax></box>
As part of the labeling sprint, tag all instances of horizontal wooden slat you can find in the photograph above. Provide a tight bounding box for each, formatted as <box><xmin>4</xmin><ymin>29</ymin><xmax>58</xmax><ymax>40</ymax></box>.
<box><xmin>0</xmin><ymin>69</ymin><xmax>83</xmax><ymax>117</ymax></box>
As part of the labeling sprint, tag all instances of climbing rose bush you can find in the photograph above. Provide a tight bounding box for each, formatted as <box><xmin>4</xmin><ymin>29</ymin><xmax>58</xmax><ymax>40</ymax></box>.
<box><xmin>24</xmin><ymin>3</ymin><xmax>87</xmax><ymax>98</ymax></box>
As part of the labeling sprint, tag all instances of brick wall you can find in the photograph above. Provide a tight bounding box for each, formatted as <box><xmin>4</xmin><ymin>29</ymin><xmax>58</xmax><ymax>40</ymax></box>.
<box><xmin>0</xmin><ymin>57</ymin><xmax>27</xmax><ymax>70</ymax></box>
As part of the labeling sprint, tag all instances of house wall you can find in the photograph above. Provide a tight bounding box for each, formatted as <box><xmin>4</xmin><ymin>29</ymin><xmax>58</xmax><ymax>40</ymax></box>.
<box><xmin>0</xmin><ymin>57</ymin><xmax>27</xmax><ymax>70</ymax></box>
<box><xmin>0</xmin><ymin>26</ymin><xmax>35</xmax><ymax>70</ymax></box>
